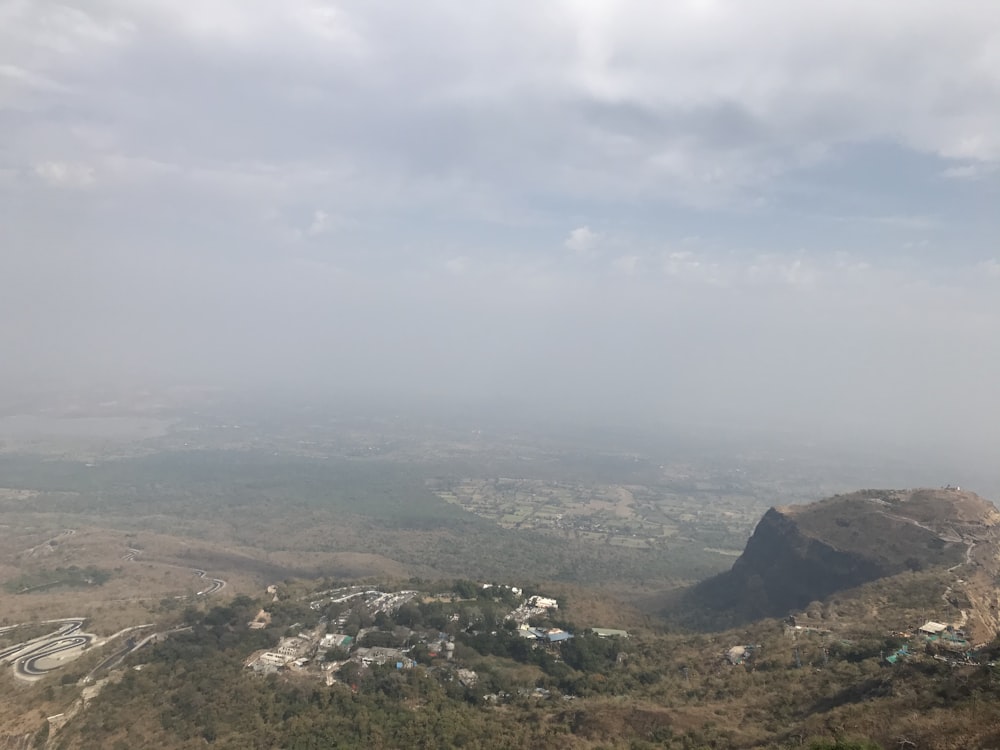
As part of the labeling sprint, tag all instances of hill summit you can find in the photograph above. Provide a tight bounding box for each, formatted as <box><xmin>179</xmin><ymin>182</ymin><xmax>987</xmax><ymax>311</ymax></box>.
<box><xmin>686</xmin><ymin>488</ymin><xmax>1000</xmax><ymax>625</ymax></box>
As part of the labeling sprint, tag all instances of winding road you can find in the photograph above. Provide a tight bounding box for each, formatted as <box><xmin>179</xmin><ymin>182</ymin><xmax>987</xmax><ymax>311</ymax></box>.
<box><xmin>22</xmin><ymin>528</ymin><xmax>76</xmax><ymax>557</ymax></box>
<box><xmin>0</xmin><ymin>547</ymin><xmax>228</xmax><ymax>681</ymax></box>
<box><xmin>120</xmin><ymin>549</ymin><xmax>227</xmax><ymax>596</ymax></box>
<box><xmin>192</xmin><ymin>568</ymin><xmax>227</xmax><ymax>596</ymax></box>
<box><xmin>16</xmin><ymin>635</ymin><xmax>91</xmax><ymax>677</ymax></box>
<box><xmin>0</xmin><ymin>619</ymin><xmax>95</xmax><ymax>681</ymax></box>
<box><xmin>84</xmin><ymin>624</ymin><xmax>155</xmax><ymax>680</ymax></box>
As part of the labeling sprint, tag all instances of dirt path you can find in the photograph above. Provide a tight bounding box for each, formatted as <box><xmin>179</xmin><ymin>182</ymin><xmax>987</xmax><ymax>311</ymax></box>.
<box><xmin>873</xmin><ymin>511</ymin><xmax>942</xmax><ymax>537</ymax></box>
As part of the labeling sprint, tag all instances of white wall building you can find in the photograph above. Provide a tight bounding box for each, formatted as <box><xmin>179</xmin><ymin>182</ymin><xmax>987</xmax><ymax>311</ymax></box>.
<box><xmin>528</xmin><ymin>596</ymin><xmax>558</xmax><ymax>609</ymax></box>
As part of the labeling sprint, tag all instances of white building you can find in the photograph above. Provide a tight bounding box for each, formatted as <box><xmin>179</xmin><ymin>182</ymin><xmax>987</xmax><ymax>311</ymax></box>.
<box><xmin>528</xmin><ymin>596</ymin><xmax>558</xmax><ymax>610</ymax></box>
<box><xmin>247</xmin><ymin>651</ymin><xmax>289</xmax><ymax>673</ymax></box>
<box><xmin>276</xmin><ymin>636</ymin><xmax>310</xmax><ymax>659</ymax></box>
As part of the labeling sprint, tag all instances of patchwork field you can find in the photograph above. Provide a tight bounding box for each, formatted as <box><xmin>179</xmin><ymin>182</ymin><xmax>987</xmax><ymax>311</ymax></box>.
<box><xmin>432</xmin><ymin>477</ymin><xmax>766</xmax><ymax>555</ymax></box>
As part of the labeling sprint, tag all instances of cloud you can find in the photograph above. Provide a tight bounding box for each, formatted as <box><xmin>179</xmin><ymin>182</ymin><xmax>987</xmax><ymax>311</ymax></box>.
<box><xmin>32</xmin><ymin>161</ymin><xmax>96</xmax><ymax>189</ymax></box>
<box><xmin>661</xmin><ymin>249</ymin><xmax>739</xmax><ymax>286</ymax></box>
<box><xmin>306</xmin><ymin>209</ymin><xmax>332</xmax><ymax>237</ymax></box>
<box><xmin>0</xmin><ymin>63</ymin><xmax>67</xmax><ymax>97</ymax></box>
<box><xmin>942</xmin><ymin>163</ymin><xmax>1000</xmax><ymax>180</ymax></box>
<box><xmin>1</xmin><ymin>0</ymin><xmax>999</xmax><ymax>472</ymax></box>
<box><xmin>611</xmin><ymin>254</ymin><xmax>641</xmax><ymax>274</ymax></box>
<box><xmin>565</xmin><ymin>225</ymin><xmax>600</xmax><ymax>255</ymax></box>
<box><xmin>836</xmin><ymin>214</ymin><xmax>940</xmax><ymax>231</ymax></box>
<box><xmin>444</xmin><ymin>256</ymin><xmax>470</xmax><ymax>275</ymax></box>
<box><xmin>833</xmin><ymin>252</ymin><xmax>871</xmax><ymax>273</ymax></box>
<box><xmin>659</xmin><ymin>249</ymin><xmax>828</xmax><ymax>288</ymax></box>
<box><xmin>4</xmin><ymin>1</ymin><xmax>998</xmax><ymax>215</ymax></box>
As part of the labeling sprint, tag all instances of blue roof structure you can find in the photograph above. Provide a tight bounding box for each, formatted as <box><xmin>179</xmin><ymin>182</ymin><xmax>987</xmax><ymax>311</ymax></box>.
<box><xmin>546</xmin><ymin>630</ymin><xmax>573</xmax><ymax>643</ymax></box>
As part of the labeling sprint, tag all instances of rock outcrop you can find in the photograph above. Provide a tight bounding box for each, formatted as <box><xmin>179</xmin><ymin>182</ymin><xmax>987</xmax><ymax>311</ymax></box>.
<box><xmin>684</xmin><ymin>488</ymin><xmax>1000</xmax><ymax>624</ymax></box>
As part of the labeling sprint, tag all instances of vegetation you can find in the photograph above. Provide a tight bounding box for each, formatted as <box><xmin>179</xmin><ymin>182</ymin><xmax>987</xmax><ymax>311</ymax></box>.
<box><xmin>2</xmin><ymin>426</ymin><xmax>998</xmax><ymax>749</ymax></box>
<box><xmin>0</xmin><ymin>451</ymin><xmax>738</xmax><ymax>587</ymax></box>
<box><xmin>29</xmin><ymin>579</ymin><xmax>1000</xmax><ymax>750</ymax></box>
<box><xmin>4</xmin><ymin>565</ymin><xmax>110</xmax><ymax>594</ymax></box>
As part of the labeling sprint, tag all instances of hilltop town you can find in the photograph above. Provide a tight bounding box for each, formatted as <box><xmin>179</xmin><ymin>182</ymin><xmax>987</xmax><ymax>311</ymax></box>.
<box><xmin>242</xmin><ymin>581</ymin><xmax>629</xmax><ymax>700</ymax></box>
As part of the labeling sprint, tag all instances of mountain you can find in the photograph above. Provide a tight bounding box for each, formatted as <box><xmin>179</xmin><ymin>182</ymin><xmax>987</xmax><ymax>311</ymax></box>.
<box><xmin>684</xmin><ymin>488</ymin><xmax>1000</xmax><ymax>626</ymax></box>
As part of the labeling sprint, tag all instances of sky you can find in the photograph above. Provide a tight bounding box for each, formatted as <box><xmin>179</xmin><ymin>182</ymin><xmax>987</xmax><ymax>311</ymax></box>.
<box><xmin>2</xmin><ymin>1</ymin><xmax>999</xmax><ymax>468</ymax></box>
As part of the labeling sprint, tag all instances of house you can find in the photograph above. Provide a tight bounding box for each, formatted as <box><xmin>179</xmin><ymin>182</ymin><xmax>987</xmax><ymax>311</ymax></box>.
<box><xmin>276</xmin><ymin>636</ymin><xmax>311</xmax><ymax>659</ymax></box>
<box><xmin>320</xmin><ymin>633</ymin><xmax>352</xmax><ymax>650</ymax></box>
<box><xmin>726</xmin><ymin>644</ymin><xmax>760</xmax><ymax>665</ymax></box>
<box><xmin>591</xmin><ymin>628</ymin><xmax>629</xmax><ymax>639</ymax></box>
<box><xmin>544</xmin><ymin>628</ymin><xmax>573</xmax><ymax>643</ymax></box>
<box><xmin>247</xmin><ymin>651</ymin><xmax>288</xmax><ymax>674</ymax></box>
<box><xmin>919</xmin><ymin>621</ymin><xmax>948</xmax><ymax>636</ymax></box>
<box><xmin>457</xmin><ymin>668</ymin><xmax>478</xmax><ymax>687</ymax></box>
<box><xmin>517</xmin><ymin>625</ymin><xmax>573</xmax><ymax>643</ymax></box>
<box><xmin>529</xmin><ymin>596</ymin><xmax>558</xmax><ymax>610</ymax></box>
<box><xmin>247</xmin><ymin>609</ymin><xmax>272</xmax><ymax>630</ymax></box>
<box><xmin>517</xmin><ymin>625</ymin><xmax>547</xmax><ymax>640</ymax></box>
<box><xmin>352</xmin><ymin>647</ymin><xmax>414</xmax><ymax>668</ymax></box>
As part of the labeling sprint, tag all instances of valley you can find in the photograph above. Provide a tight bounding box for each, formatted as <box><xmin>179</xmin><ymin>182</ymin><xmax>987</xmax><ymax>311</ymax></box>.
<box><xmin>2</xmin><ymin>407</ymin><xmax>1000</xmax><ymax>749</ymax></box>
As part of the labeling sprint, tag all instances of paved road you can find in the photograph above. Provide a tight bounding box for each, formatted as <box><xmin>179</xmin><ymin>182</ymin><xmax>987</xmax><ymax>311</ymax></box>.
<box><xmin>0</xmin><ymin>619</ymin><xmax>95</xmax><ymax>680</ymax></box>
<box><xmin>88</xmin><ymin>641</ymin><xmax>136</xmax><ymax>677</ymax></box>
<box><xmin>16</xmin><ymin>636</ymin><xmax>92</xmax><ymax>678</ymax></box>
<box><xmin>192</xmin><ymin>569</ymin><xmax>227</xmax><ymax>596</ymax></box>
<box><xmin>122</xmin><ymin>550</ymin><xmax>227</xmax><ymax>596</ymax></box>
<box><xmin>83</xmin><ymin>624</ymin><xmax>155</xmax><ymax>680</ymax></box>
<box><xmin>22</xmin><ymin>528</ymin><xmax>76</xmax><ymax>556</ymax></box>
<box><xmin>0</xmin><ymin>620</ymin><xmax>83</xmax><ymax>659</ymax></box>
<box><xmin>85</xmin><ymin>625</ymin><xmax>192</xmax><ymax>682</ymax></box>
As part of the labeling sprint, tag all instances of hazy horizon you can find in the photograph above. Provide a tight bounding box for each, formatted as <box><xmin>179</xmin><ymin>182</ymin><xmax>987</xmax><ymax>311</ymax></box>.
<box><xmin>3</xmin><ymin>1</ymin><xmax>998</xmax><ymax>480</ymax></box>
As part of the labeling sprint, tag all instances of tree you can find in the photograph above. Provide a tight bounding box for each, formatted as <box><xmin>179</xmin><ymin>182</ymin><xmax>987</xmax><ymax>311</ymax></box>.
<box><xmin>453</xmin><ymin>579</ymin><xmax>479</xmax><ymax>599</ymax></box>
<box><xmin>808</xmin><ymin>740</ymin><xmax>883</xmax><ymax>750</ymax></box>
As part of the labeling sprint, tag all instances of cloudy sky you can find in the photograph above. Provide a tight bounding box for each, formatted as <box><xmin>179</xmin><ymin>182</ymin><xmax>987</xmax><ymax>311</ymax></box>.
<box><xmin>2</xmin><ymin>1</ymin><xmax>999</xmax><ymax>463</ymax></box>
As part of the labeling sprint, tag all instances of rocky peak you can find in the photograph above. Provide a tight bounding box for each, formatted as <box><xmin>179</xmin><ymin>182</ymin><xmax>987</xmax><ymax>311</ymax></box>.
<box><xmin>685</xmin><ymin>488</ymin><xmax>1000</xmax><ymax>624</ymax></box>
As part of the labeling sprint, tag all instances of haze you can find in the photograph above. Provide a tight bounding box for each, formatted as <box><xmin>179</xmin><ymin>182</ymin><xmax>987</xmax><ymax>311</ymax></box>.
<box><xmin>2</xmin><ymin>2</ymin><xmax>998</xmax><ymax>477</ymax></box>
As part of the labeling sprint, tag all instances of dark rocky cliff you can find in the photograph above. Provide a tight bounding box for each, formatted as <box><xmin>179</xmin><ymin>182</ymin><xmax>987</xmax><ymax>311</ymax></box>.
<box><xmin>678</xmin><ymin>488</ymin><xmax>996</xmax><ymax>625</ymax></box>
<box><xmin>693</xmin><ymin>506</ymin><xmax>887</xmax><ymax>620</ymax></box>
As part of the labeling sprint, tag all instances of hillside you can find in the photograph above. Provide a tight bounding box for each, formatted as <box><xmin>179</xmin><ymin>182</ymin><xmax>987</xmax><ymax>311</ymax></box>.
<box><xmin>684</xmin><ymin>488</ymin><xmax>1000</xmax><ymax>629</ymax></box>
<box><xmin>25</xmin><ymin>574</ymin><xmax>1000</xmax><ymax>750</ymax></box>
<box><xmin>9</xmin><ymin>485</ymin><xmax>1000</xmax><ymax>749</ymax></box>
